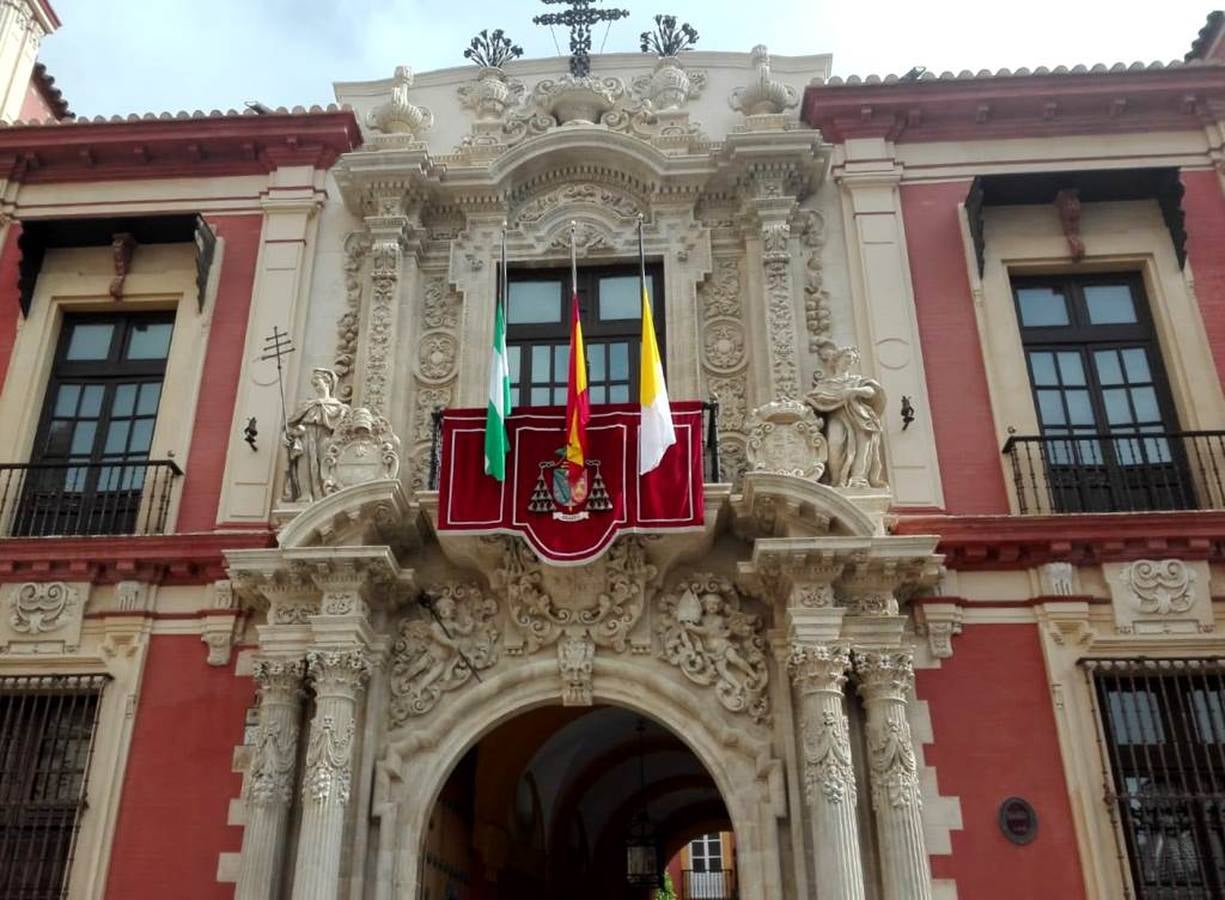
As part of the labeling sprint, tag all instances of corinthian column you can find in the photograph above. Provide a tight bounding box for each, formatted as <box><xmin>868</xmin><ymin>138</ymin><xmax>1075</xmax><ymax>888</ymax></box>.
<box><xmin>855</xmin><ymin>649</ymin><xmax>932</xmax><ymax>900</ymax></box>
<box><xmin>788</xmin><ymin>643</ymin><xmax>866</xmax><ymax>900</ymax></box>
<box><xmin>291</xmin><ymin>648</ymin><xmax>371</xmax><ymax>900</ymax></box>
<box><xmin>236</xmin><ymin>657</ymin><xmax>306</xmax><ymax>900</ymax></box>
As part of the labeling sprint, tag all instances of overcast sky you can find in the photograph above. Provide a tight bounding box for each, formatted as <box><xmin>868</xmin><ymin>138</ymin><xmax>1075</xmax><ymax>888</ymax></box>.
<box><xmin>36</xmin><ymin>0</ymin><xmax>1220</xmax><ymax>117</ymax></box>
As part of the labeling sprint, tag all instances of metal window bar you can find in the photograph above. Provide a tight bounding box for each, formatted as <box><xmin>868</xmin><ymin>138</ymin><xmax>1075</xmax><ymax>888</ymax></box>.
<box><xmin>1002</xmin><ymin>432</ymin><xmax>1225</xmax><ymax>515</ymax></box>
<box><xmin>681</xmin><ymin>867</ymin><xmax>737</xmax><ymax>899</ymax></box>
<box><xmin>0</xmin><ymin>460</ymin><xmax>182</xmax><ymax>537</ymax></box>
<box><xmin>1084</xmin><ymin>659</ymin><xmax>1225</xmax><ymax>899</ymax></box>
<box><xmin>0</xmin><ymin>675</ymin><xmax>108</xmax><ymax>900</ymax></box>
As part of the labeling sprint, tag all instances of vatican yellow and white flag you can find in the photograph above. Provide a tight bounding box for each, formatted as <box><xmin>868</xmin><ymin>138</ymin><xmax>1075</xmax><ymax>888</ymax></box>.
<box><xmin>638</xmin><ymin>279</ymin><xmax>675</xmax><ymax>474</ymax></box>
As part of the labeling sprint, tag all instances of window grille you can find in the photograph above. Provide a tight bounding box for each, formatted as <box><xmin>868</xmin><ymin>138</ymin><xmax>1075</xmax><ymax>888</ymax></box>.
<box><xmin>0</xmin><ymin>675</ymin><xmax>108</xmax><ymax>900</ymax></box>
<box><xmin>1085</xmin><ymin>659</ymin><xmax>1225</xmax><ymax>898</ymax></box>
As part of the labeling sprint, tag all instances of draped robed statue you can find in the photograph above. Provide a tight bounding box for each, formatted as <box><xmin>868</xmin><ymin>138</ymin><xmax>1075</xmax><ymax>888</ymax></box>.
<box><xmin>806</xmin><ymin>342</ymin><xmax>887</xmax><ymax>489</ymax></box>
<box><xmin>282</xmin><ymin>368</ymin><xmax>350</xmax><ymax>502</ymax></box>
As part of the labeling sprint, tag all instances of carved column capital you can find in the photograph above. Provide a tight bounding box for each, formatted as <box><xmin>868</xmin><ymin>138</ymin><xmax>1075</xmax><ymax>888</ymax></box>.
<box><xmin>253</xmin><ymin>656</ymin><xmax>307</xmax><ymax>699</ymax></box>
<box><xmin>306</xmin><ymin>647</ymin><xmax>372</xmax><ymax>699</ymax></box>
<box><xmin>854</xmin><ymin>648</ymin><xmax>915</xmax><ymax>703</ymax></box>
<box><xmin>838</xmin><ymin>559</ymin><xmax>904</xmax><ymax>617</ymax></box>
<box><xmin>788</xmin><ymin>642</ymin><xmax>851</xmax><ymax>694</ymax></box>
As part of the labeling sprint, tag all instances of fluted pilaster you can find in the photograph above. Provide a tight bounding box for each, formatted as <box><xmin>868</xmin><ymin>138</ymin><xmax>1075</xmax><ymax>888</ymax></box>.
<box><xmin>236</xmin><ymin>657</ymin><xmax>306</xmax><ymax>900</ymax></box>
<box><xmin>789</xmin><ymin>643</ymin><xmax>866</xmax><ymax>900</ymax></box>
<box><xmin>290</xmin><ymin>648</ymin><xmax>371</xmax><ymax>900</ymax></box>
<box><xmin>855</xmin><ymin>649</ymin><xmax>932</xmax><ymax>900</ymax></box>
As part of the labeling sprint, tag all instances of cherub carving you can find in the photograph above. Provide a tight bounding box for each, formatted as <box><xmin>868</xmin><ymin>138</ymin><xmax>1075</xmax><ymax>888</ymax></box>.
<box><xmin>806</xmin><ymin>342</ymin><xmax>887</xmax><ymax>489</ymax></box>
<box><xmin>658</xmin><ymin>575</ymin><xmax>769</xmax><ymax>723</ymax></box>
<box><xmin>388</xmin><ymin>585</ymin><xmax>498</xmax><ymax>722</ymax></box>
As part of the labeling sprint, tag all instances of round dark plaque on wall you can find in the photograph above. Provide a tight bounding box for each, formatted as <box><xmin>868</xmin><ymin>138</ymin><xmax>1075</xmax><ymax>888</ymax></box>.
<box><xmin>998</xmin><ymin>797</ymin><xmax>1038</xmax><ymax>845</ymax></box>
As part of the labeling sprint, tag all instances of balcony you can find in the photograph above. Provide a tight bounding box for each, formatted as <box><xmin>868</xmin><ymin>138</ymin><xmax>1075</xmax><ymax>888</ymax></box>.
<box><xmin>0</xmin><ymin>460</ymin><xmax>182</xmax><ymax>537</ymax></box>
<box><xmin>680</xmin><ymin>868</ymin><xmax>737</xmax><ymax>899</ymax></box>
<box><xmin>1002</xmin><ymin>431</ymin><xmax>1225</xmax><ymax>515</ymax></box>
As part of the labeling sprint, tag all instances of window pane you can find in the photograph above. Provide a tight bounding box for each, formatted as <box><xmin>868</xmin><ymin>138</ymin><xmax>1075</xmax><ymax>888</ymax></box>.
<box><xmin>1037</xmin><ymin>390</ymin><xmax>1066</xmax><ymax>426</ymax></box>
<box><xmin>1103</xmin><ymin>389</ymin><xmax>1132</xmax><ymax>425</ymax></box>
<box><xmin>1094</xmin><ymin>350</ymin><xmax>1124</xmax><ymax>386</ymax></box>
<box><xmin>1057</xmin><ymin>352</ymin><xmax>1085</xmax><ymax>386</ymax></box>
<box><xmin>588</xmin><ymin>344</ymin><xmax>605</xmax><ymax>381</ymax></box>
<box><xmin>530</xmin><ymin>387</ymin><xmax>550</xmax><ymax>406</ymax></box>
<box><xmin>45</xmin><ymin>420</ymin><xmax>73</xmax><ymax>455</ymax></box>
<box><xmin>113</xmin><ymin>384</ymin><xmax>137</xmax><ymax>418</ymax></box>
<box><xmin>1131</xmin><ymin>387</ymin><xmax>1159</xmax><ymax>423</ymax></box>
<box><xmin>609</xmin><ymin>343</ymin><xmax>629</xmax><ymax>380</ymax></box>
<box><xmin>1121</xmin><ymin>348</ymin><xmax>1151</xmax><ymax>383</ymax></box>
<box><xmin>1084</xmin><ymin>284</ymin><xmax>1138</xmax><ymax>325</ymax></box>
<box><xmin>65</xmin><ymin>323</ymin><xmax>114</xmax><ymax>360</ymax></box>
<box><xmin>531</xmin><ymin>346</ymin><xmax>551</xmax><ymax>384</ymax></box>
<box><xmin>137</xmin><ymin>383</ymin><xmax>162</xmax><ymax>416</ymax></box>
<box><xmin>510</xmin><ymin>387</ymin><xmax>520</xmax><ymax>407</ymax></box>
<box><xmin>70</xmin><ymin>422</ymin><xmax>96</xmax><ymax>455</ymax></box>
<box><xmin>1016</xmin><ymin>287</ymin><xmax>1070</xmax><ymax>327</ymax></box>
<box><xmin>53</xmin><ymin>385</ymin><xmax>81</xmax><ymax>417</ymax></box>
<box><xmin>103</xmin><ymin>421</ymin><xmax>130</xmax><ymax>454</ymax></box>
<box><xmin>1107</xmin><ymin>689</ymin><xmax>1165</xmax><ymax>744</ymax></box>
<box><xmin>554</xmin><ymin>345</ymin><xmax>570</xmax><ymax>380</ymax></box>
<box><xmin>590</xmin><ymin>385</ymin><xmax>606</xmax><ymax>404</ymax></box>
<box><xmin>598</xmin><ymin>276</ymin><xmax>643</xmax><ymax>320</ymax></box>
<box><xmin>508</xmin><ymin>280</ymin><xmax>563</xmax><ymax>324</ymax></box>
<box><xmin>126</xmin><ymin>322</ymin><xmax>173</xmax><ymax>360</ymax></box>
<box><xmin>507</xmin><ymin>345</ymin><xmax>521</xmax><ymax>382</ymax></box>
<box><xmin>128</xmin><ymin>419</ymin><xmax>154</xmax><ymax>453</ymax></box>
<box><xmin>611</xmin><ymin>384</ymin><xmax>629</xmax><ymax>403</ymax></box>
<box><xmin>79</xmin><ymin>385</ymin><xmax>104</xmax><ymax>418</ymax></box>
<box><xmin>1065</xmin><ymin>390</ymin><xmax>1094</xmax><ymax>426</ymax></box>
<box><xmin>552</xmin><ymin>387</ymin><xmax>566</xmax><ymax>405</ymax></box>
<box><xmin>1029</xmin><ymin>352</ymin><xmax>1057</xmax><ymax>386</ymax></box>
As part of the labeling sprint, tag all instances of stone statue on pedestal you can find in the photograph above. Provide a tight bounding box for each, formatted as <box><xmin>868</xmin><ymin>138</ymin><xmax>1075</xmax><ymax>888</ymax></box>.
<box><xmin>807</xmin><ymin>342</ymin><xmax>887</xmax><ymax>489</ymax></box>
<box><xmin>283</xmin><ymin>368</ymin><xmax>349</xmax><ymax>503</ymax></box>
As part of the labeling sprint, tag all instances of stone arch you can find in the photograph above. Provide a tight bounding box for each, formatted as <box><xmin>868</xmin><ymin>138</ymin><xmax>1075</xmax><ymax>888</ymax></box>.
<box><xmin>372</xmin><ymin>655</ymin><xmax>783</xmax><ymax>900</ymax></box>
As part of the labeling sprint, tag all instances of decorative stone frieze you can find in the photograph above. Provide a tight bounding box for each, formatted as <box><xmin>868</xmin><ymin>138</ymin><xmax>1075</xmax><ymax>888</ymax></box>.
<box><xmin>855</xmin><ymin>649</ymin><xmax>933</xmax><ymax>900</ymax></box>
<box><xmin>388</xmin><ymin>583</ymin><xmax>499</xmax><ymax>722</ymax></box>
<box><xmin>656</xmin><ymin>573</ymin><xmax>769</xmax><ymax>724</ymax></box>
<box><xmin>361</xmin><ymin>224</ymin><xmax>406</xmax><ymax>419</ymax></box>
<box><xmin>1</xmin><ymin>581</ymin><xmax>86</xmax><ymax>653</ymax></box>
<box><xmin>1106</xmin><ymin>558</ymin><xmax>1213</xmax><ymax>635</ymax></box>
<box><xmin>334</xmin><ymin>232</ymin><xmax>372</xmax><ymax>402</ymax></box>
<box><xmin>760</xmin><ymin>219</ymin><xmax>801</xmax><ymax>400</ymax></box>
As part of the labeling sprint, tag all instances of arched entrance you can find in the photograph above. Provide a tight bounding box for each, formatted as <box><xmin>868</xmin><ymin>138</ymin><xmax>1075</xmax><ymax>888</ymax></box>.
<box><xmin>420</xmin><ymin>705</ymin><xmax>735</xmax><ymax>899</ymax></box>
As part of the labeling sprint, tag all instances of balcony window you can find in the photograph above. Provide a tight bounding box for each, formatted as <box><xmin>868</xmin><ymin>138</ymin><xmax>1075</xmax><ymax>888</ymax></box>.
<box><xmin>507</xmin><ymin>264</ymin><xmax>664</xmax><ymax>408</ymax></box>
<box><xmin>1003</xmin><ymin>274</ymin><xmax>1213</xmax><ymax>514</ymax></box>
<box><xmin>2</xmin><ymin>312</ymin><xmax>180</xmax><ymax>536</ymax></box>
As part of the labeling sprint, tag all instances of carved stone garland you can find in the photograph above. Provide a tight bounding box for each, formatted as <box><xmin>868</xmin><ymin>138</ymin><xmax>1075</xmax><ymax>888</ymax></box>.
<box><xmin>761</xmin><ymin>219</ymin><xmax>801</xmax><ymax>400</ymax></box>
<box><xmin>388</xmin><ymin>583</ymin><xmax>499</xmax><ymax>724</ymax></box>
<box><xmin>408</xmin><ymin>276</ymin><xmax>459</xmax><ymax>490</ymax></box>
<box><xmin>334</xmin><ymin>232</ymin><xmax>372</xmax><ymax>403</ymax></box>
<box><xmin>363</xmin><ymin>235</ymin><xmax>402</xmax><ymax>418</ymax></box>
<box><xmin>656</xmin><ymin>573</ymin><xmax>770</xmax><ymax>724</ymax></box>
<box><xmin>799</xmin><ymin>209</ymin><xmax>832</xmax><ymax>348</ymax></box>
<box><xmin>699</xmin><ymin>257</ymin><xmax>750</xmax><ymax>482</ymax></box>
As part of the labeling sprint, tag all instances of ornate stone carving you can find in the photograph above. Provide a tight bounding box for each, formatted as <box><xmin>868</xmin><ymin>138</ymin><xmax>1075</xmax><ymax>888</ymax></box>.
<box><xmin>789</xmin><ymin>644</ymin><xmax>856</xmax><ymax>806</ymax></box>
<box><xmin>807</xmin><ymin>343</ymin><xmax>887</xmax><ymax>489</ymax></box>
<box><xmin>245</xmin><ymin>658</ymin><xmax>305</xmax><ymax>807</ymax></box>
<box><xmin>116</xmin><ymin>580</ymin><xmax>150</xmax><ymax>612</ymax></box>
<box><xmin>657</xmin><ymin>574</ymin><xmax>769</xmax><ymax>723</ymax></box>
<box><xmin>557</xmin><ymin>633</ymin><xmax>596</xmax><ymax>706</ymax></box>
<box><xmin>699</xmin><ymin>256</ymin><xmax>742</xmax><ymax>319</ymax></box>
<box><xmin>319</xmin><ymin>406</ymin><xmax>401</xmax><ymax>493</ymax></box>
<box><xmin>306</xmin><ymin>648</ymin><xmax>372</xmax><ymax>697</ymax></box>
<box><xmin>367</xmin><ymin>66</ymin><xmax>434</xmax><ymax>137</ymax></box>
<box><xmin>1039</xmin><ymin>561</ymin><xmax>1075</xmax><ymax>596</ymax></box>
<box><xmin>359</xmin><ymin>232</ymin><xmax>404</xmax><ymax>418</ymax></box>
<box><xmin>799</xmin><ymin>209</ymin><xmax>831</xmax><ymax>347</ymax></box>
<box><xmin>415</xmin><ymin>331</ymin><xmax>458</xmax><ymax>382</ymax></box>
<box><xmin>421</xmin><ymin>277</ymin><xmax>460</xmax><ymax>330</ymax></box>
<box><xmin>630</xmin><ymin>57</ymin><xmax>707</xmax><ymax>111</ymax></box>
<box><xmin>302</xmin><ymin>715</ymin><xmax>356</xmax><ymax>806</ymax></box>
<box><xmin>856</xmin><ymin>651</ymin><xmax>921</xmax><ymax>811</ymax></box>
<box><xmin>707</xmin><ymin>376</ymin><xmax>747</xmax><ymax>433</ymax></box>
<box><xmin>515</xmin><ymin>182</ymin><xmax>641</xmax><ymax>225</ymax></box>
<box><xmin>458</xmin><ymin>67</ymin><xmax>525</xmax><ymax>121</ymax></box>
<box><xmin>335</xmin><ymin>232</ymin><xmax>371</xmax><ymax>402</ymax></box>
<box><xmin>702</xmin><ymin>318</ymin><xmax>746</xmax><ymax>373</ymax></box>
<box><xmin>495</xmin><ymin>537</ymin><xmax>656</xmax><ymax>656</ymax></box>
<box><xmin>9</xmin><ymin>582</ymin><xmax>76</xmax><ymax>635</ymax></box>
<box><xmin>389</xmin><ymin>584</ymin><xmax>499</xmax><ymax>723</ymax></box>
<box><xmin>532</xmin><ymin>74</ymin><xmax>626</xmax><ymax>125</ymax></box>
<box><xmin>730</xmin><ymin>45</ymin><xmax>799</xmax><ymax>116</ymax></box>
<box><xmin>283</xmin><ymin>368</ymin><xmax>350</xmax><ymax>503</ymax></box>
<box><xmin>549</xmin><ymin>220</ymin><xmax>616</xmax><ymax>253</ymax></box>
<box><xmin>1122</xmin><ymin>559</ymin><xmax>1195</xmax><ymax>615</ymax></box>
<box><xmin>761</xmin><ymin>220</ymin><xmax>801</xmax><ymax>400</ymax></box>
<box><xmin>746</xmin><ymin>399</ymin><xmax>827</xmax><ymax>480</ymax></box>
<box><xmin>1054</xmin><ymin>188</ymin><xmax>1086</xmax><ymax>262</ymax></box>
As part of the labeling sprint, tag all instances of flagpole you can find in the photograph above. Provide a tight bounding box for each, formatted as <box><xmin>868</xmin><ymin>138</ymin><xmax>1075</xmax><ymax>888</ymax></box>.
<box><xmin>501</xmin><ymin>221</ymin><xmax>508</xmax><ymax>324</ymax></box>
<box><xmin>637</xmin><ymin>213</ymin><xmax>646</xmax><ymax>303</ymax></box>
<box><xmin>570</xmin><ymin>219</ymin><xmax>578</xmax><ymax>295</ymax></box>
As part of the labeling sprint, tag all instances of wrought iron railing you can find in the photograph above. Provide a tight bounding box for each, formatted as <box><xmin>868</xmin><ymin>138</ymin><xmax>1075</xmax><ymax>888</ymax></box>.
<box><xmin>0</xmin><ymin>460</ymin><xmax>182</xmax><ymax>537</ymax></box>
<box><xmin>681</xmin><ymin>868</ymin><xmax>737</xmax><ymax>899</ymax></box>
<box><xmin>1002</xmin><ymin>431</ymin><xmax>1225</xmax><ymax>515</ymax></box>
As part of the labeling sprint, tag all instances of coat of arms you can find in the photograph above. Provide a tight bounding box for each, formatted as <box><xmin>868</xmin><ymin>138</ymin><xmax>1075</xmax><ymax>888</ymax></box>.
<box><xmin>529</xmin><ymin>454</ymin><xmax>613</xmax><ymax>521</ymax></box>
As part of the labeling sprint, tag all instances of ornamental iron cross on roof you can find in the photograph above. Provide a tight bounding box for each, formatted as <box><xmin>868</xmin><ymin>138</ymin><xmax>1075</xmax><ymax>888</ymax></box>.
<box><xmin>533</xmin><ymin>0</ymin><xmax>629</xmax><ymax>78</ymax></box>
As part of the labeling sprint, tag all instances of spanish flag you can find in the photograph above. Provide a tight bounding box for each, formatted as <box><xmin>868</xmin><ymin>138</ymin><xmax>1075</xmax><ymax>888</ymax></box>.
<box><xmin>564</xmin><ymin>288</ymin><xmax>589</xmax><ymax>477</ymax></box>
<box><xmin>638</xmin><ymin>278</ymin><xmax>675</xmax><ymax>474</ymax></box>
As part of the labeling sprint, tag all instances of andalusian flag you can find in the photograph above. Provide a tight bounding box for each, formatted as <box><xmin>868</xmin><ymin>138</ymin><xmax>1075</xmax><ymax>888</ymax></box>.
<box><xmin>484</xmin><ymin>236</ymin><xmax>511</xmax><ymax>480</ymax></box>
<box><xmin>638</xmin><ymin>281</ymin><xmax>675</xmax><ymax>474</ymax></box>
<box><xmin>637</xmin><ymin>218</ymin><xmax>675</xmax><ymax>474</ymax></box>
<box><xmin>564</xmin><ymin>288</ymin><xmax>589</xmax><ymax>475</ymax></box>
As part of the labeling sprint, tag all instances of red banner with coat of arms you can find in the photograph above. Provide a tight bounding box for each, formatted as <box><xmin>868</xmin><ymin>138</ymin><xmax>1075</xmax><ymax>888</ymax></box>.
<box><xmin>436</xmin><ymin>402</ymin><xmax>706</xmax><ymax>565</ymax></box>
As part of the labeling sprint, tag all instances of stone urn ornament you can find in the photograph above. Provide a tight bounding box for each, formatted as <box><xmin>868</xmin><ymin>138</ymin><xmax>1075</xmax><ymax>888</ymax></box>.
<box><xmin>458</xmin><ymin>29</ymin><xmax>524</xmax><ymax>121</ymax></box>
<box><xmin>367</xmin><ymin>65</ymin><xmax>434</xmax><ymax>137</ymax></box>
<box><xmin>638</xmin><ymin>14</ymin><xmax>701</xmax><ymax>111</ymax></box>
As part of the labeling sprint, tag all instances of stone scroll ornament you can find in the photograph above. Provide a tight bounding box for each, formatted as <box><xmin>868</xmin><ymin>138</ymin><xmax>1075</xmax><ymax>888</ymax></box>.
<box><xmin>282</xmin><ymin>368</ymin><xmax>350</xmax><ymax>503</ymax></box>
<box><xmin>806</xmin><ymin>342</ymin><xmax>888</xmax><ymax>489</ymax></box>
<box><xmin>1123</xmin><ymin>559</ymin><xmax>1195</xmax><ymax>615</ymax></box>
<box><xmin>388</xmin><ymin>584</ymin><xmax>499</xmax><ymax>724</ymax></box>
<box><xmin>656</xmin><ymin>574</ymin><xmax>769</xmax><ymax>724</ymax></box>
<box><xmin>9</xmin><ymin>582</ymin><xmax>76</xmax><ymax>635</ymax></box>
